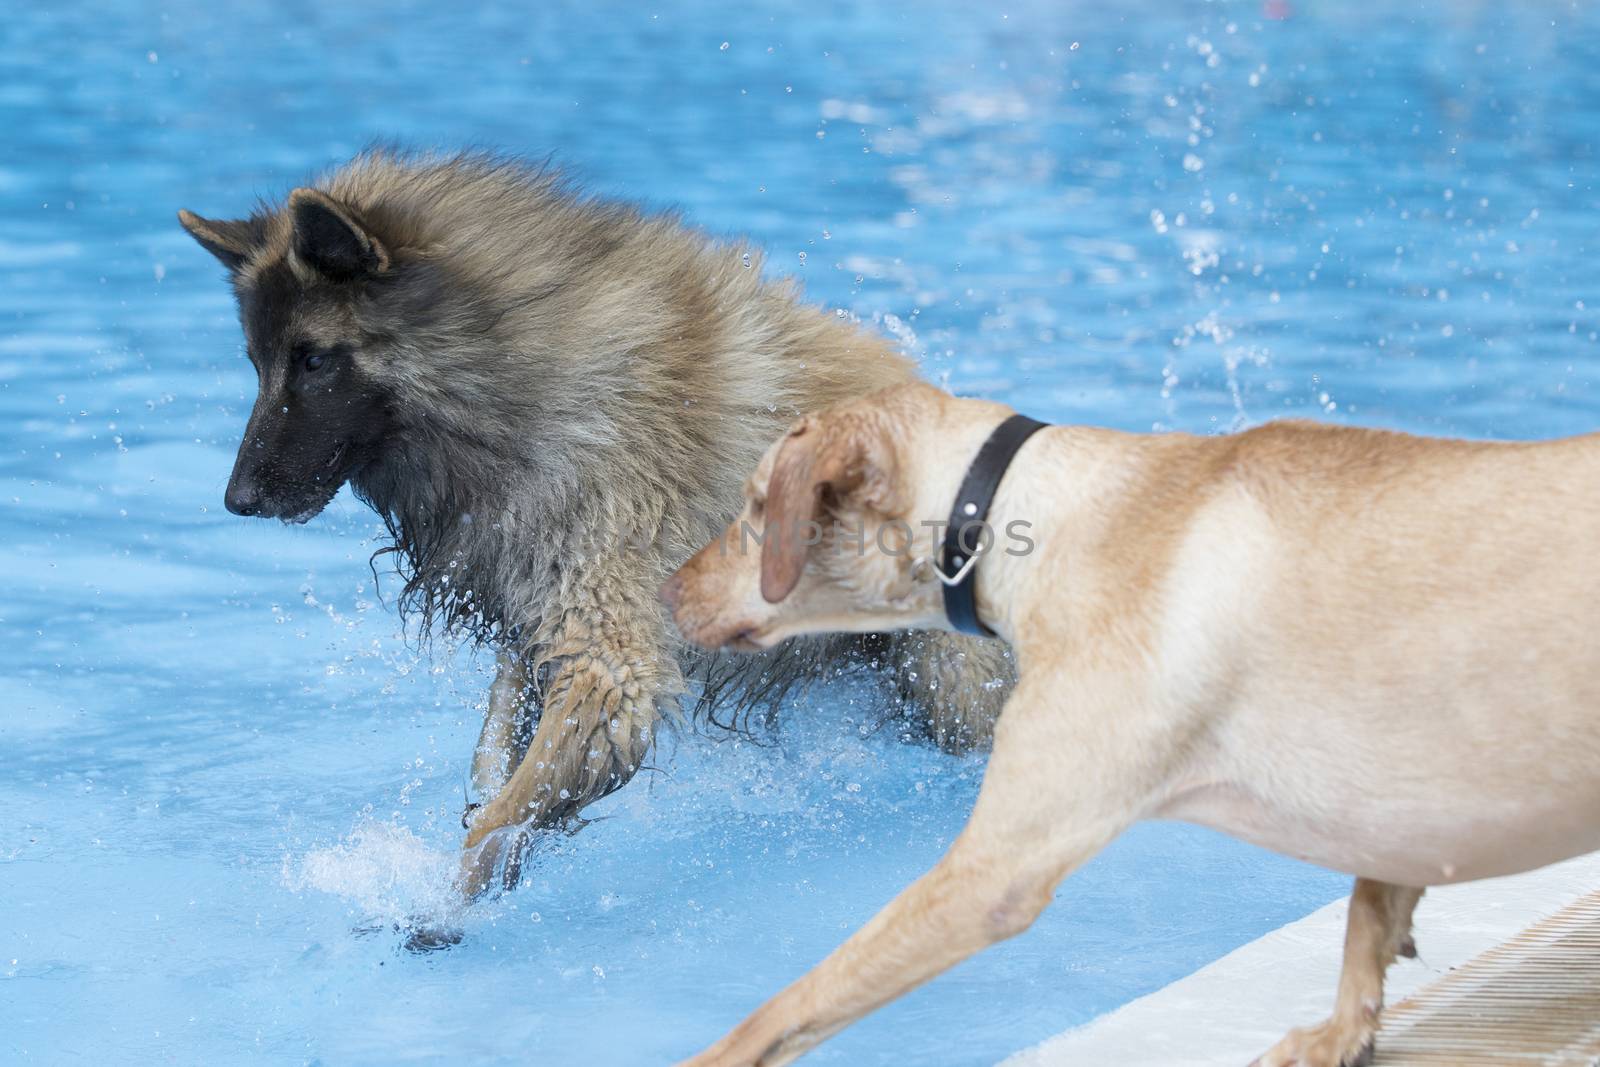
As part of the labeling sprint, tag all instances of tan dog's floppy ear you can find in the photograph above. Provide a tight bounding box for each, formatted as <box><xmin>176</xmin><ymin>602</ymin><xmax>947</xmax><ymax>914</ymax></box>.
<box><xmin>761</xmin><ymin>420</ymin><xmax>836</xmax><ymax>604</ymax></box>
<box><xmin>287</xmin><ymin>188</ymin><xmax>391</xmax><ymax>280</ymax></box>
<box><xmin>759</xmin><ymin>414</ymin><xmax>902</xmax><ymax>604</ymax></box>
<box><xmin>177</xmin><ymin>210</ymin><xmax>257</xmax><ymax>272</ymax></box>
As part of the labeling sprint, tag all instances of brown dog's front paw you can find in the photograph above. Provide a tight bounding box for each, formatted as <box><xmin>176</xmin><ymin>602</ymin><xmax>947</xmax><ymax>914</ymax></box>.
<box><xmin>1252</xmin><ymin>1019</ymin><xmax>1375</xmax><ymax>1067</ymax></box>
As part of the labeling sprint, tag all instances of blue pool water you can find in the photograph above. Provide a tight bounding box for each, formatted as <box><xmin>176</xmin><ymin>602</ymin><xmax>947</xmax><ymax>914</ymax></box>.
<box><xmin>4</xmin><ymin>2</ymin><xmax>1598</xmax><ymax>1064</ymax></box>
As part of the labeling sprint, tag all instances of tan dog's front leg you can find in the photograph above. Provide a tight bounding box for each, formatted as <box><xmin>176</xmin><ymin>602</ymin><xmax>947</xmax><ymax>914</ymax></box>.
<box><xmin>677</xmin><ymin>677</ymin><xmax>1148</xmax><ymax>1067</ymax></box>
<box><xmin>457</xmin><ymin>640</ymin><xmax>667</xmax><ymax>897</ymax></box>
<box><xmin>1254</xmin><ymin>879</ymin><xmax>1425</xmax><ymax>1067</ymax></box>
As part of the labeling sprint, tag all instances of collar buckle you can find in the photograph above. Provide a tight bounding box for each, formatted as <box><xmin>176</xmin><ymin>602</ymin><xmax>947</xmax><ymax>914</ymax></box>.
<box><xmin>915</xmin><ymin>551</ymin><xmax>983</xmax><ymax>588</ymax></box>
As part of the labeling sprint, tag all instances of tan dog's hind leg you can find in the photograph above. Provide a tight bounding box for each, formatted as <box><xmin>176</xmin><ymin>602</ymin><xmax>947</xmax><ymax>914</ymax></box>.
<box><xmin>469</xmin><ymin>652</ymin><xmax>534</xmax><ymax>806</ymax></box>
<box><xmin>1253</xmin><ymin>879</ymin><xmax>1425</xmax><ymax>1067</ymax></box>
<box><xmin>677</xmin><ymin>675</ymin><xmax>1150</xmax><ymax>1067</ymax></box>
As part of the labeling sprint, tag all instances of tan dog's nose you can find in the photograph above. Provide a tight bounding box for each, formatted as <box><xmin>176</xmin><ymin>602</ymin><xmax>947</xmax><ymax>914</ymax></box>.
<box><xmin>659</xmin><ymin>572</ymin><xmax>684</xmax><ymax>613</ymax></box>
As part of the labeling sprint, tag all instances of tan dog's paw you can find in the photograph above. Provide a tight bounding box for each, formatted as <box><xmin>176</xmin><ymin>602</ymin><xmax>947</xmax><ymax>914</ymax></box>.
<box><xmin>1250</xmin><ymin>1018</ymin><xmax>1375</xmax><ymax>1067</ymax></box>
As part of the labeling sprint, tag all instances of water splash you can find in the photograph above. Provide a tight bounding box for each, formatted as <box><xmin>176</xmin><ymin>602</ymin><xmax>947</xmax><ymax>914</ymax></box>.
<box><xmin>283</xmin><ymin>820</ymin><xmax>461</xmax><ymax>924</ymax></box>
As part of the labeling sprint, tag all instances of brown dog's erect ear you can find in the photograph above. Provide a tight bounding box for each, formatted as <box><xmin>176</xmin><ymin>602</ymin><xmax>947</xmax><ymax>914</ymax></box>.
<box><xmin>758</xmin><ymin>415</ymin><xmax>901</xmax><ymax>604</ymax></box>
<box><xmin>287</xmin><ymin>188</ymin><xmax>390</xmax><ymax>280</ymax></box>
<box><xmin>177</xmin><ymin>210</ymin><xmax>257</xmax><ymax>272</ymax></box>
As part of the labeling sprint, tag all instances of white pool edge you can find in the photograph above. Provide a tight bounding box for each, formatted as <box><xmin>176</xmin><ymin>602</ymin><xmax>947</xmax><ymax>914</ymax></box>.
<box><xmin>1000</xmin><ymin>850</ymin><xmax>1600</xmax><ymax>1067</ymax></box>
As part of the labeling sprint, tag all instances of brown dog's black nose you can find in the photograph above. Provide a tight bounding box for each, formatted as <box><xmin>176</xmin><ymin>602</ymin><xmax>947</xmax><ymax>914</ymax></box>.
<box><xmin>660</xmin><ymin>572</ymin><xmax>683</xmax><ymax>613</ymax></box>
<box><xmin>225</xmin><ymin>473</ymin><xmax>263</xmax><ymax>516</ymax></box>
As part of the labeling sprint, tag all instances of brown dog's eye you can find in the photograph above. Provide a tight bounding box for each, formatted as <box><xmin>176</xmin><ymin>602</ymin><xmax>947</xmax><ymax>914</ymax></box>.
<box><xmin>295</xmin><ymin>341</ymin><xmax>349</xmax><ymax>373</ymax></box>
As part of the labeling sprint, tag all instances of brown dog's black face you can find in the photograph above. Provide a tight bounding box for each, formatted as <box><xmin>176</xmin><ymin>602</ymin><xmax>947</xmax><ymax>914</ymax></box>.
<box><xmin>224</xmin><ymin>265</ymin><xmax>395</xmax><ymax>522</ymax></box>
<box><xmin>181</xmin><ymin>192</ymin><xmax>398</xmax><ymax>523</ymax></box>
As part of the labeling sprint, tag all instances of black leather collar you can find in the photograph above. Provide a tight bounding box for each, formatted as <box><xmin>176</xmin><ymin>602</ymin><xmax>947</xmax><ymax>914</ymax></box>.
<box><xmin>939</xmin><ymin>414</ymin><xmax>1050</xmax><ymax>636</ymax></box>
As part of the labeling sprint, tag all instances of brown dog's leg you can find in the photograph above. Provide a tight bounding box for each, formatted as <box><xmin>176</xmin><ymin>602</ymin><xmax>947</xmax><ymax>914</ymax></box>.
<box><xmin>468</xmin><ymin>652</ymin><xmax>534</xmax><ymax>807</ymax></box>
<box><xmin>1253</xmin><ymin>879</ymin><xmax>1425</xmax><ymax>1067</ymax></box>
<box><xmin>676</xmin><ymin>675</ymin><xmax>1149</xmax><ymax>1067</ymax></box>
<box><xmin>458</xmin><ymin>642</ymin><xmax>667</xmax><ymax>896</ymax></box>
<box><xmin>456</xmin><ymin>567</ymin><xmax>682</xmax><ymax>898</ymax></box>
<box><xmin>892</xmin><ymin>630</ymin><xmax>1015</xmax><ymax>753</ymax></box>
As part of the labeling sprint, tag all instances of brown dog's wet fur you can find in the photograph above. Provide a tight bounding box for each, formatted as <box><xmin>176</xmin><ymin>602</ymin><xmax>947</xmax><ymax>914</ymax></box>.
<box><xmin>664</xmin><ymin>381</ymin><xmax>1600</xmax><ymax>1066</ymax></box>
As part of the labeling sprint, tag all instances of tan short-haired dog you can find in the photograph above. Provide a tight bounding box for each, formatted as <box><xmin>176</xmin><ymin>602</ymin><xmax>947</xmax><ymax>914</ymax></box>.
<box><xmin>661</xmin><ymin>380</ymin><xmax>1600</xmax><ymax>1067</ymax></box>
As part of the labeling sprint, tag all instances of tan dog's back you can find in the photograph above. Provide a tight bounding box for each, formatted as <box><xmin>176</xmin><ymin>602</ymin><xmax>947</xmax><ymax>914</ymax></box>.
<box><xmin>1108</xmin><ymin>422</ymin><xmax>1600</xmax><ymax>884</ymax></box>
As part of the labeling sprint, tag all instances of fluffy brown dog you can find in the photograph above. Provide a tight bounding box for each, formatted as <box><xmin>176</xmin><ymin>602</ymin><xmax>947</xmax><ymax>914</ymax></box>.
<box><xmin>178</xmin><ymin>151</ymin><xmax>1013</xmax><ymax>903</ymax></box>
<box><xmin>663</xmin><ymin>380</ymin><xmax>1600</xmax><ymax>1066</ymax></box>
